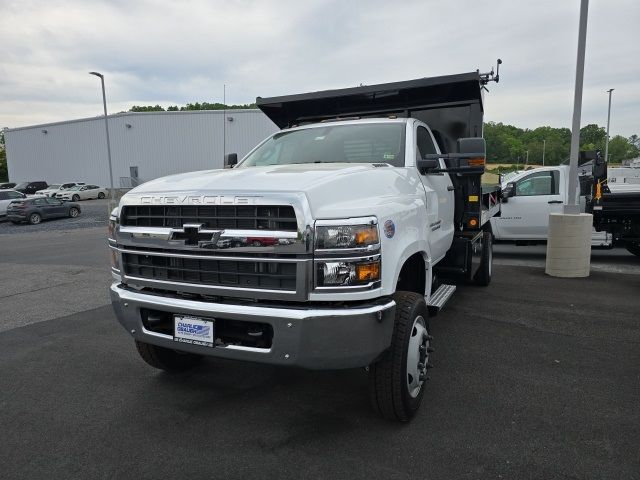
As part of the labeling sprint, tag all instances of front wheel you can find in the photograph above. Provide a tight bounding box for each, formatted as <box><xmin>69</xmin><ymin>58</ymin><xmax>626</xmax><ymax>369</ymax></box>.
<box><xmin>369</xmin><ymin>291</ymin><xmax>432</xmax><ymax>422</ymax></box>
<box><xmin>625</xmin><ymin>242</ymin><xmax>640</xmax><ymax>257</ymax></box>
<box><xmin>29</xmin><ymin>213</ymin><xmax>41</xmax><ymax>225</ymax></box>
<box><xmin>72</xmin><ymin>194</ymin><xmax>80</xmax><ymax>202</ymax></box>
<box><xmin>135</xmin><ymin>340</ymin><xmax>202</xmax><ymax>372</ymax></box>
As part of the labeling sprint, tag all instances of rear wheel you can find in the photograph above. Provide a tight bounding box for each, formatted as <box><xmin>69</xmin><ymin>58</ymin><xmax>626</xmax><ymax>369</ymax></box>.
<box><xmin>98</xmin><ymin>192</ymin><xmax>105</xmax><ymax>199</ymax></box>
<box><xmin>473</xmin><ymin>230</ymin><xmax>493</xmax><ymax>286</ymax></box>
<box><xmin>29</xmin><ymin>213</ymin><xmax>41</xmax><ymax>225</ymax></box>
<box><xmin>626</xmin><ymin>242</ymin><xmax>640</xmax><ymax>257</ymax></box>
<box><xmin>369</xmin><ymin>291</ymin><xmax>432</xmax><ymax>422</ymax></box>
<box><xmin>69</xmin><ymin>207</ymin><xmax>80</xmax><ymax>218</ymax></box>
<box><xmin>135</xmin><ymin>340</ymin><xmax>203</xmax><ymax>372</ymax></box>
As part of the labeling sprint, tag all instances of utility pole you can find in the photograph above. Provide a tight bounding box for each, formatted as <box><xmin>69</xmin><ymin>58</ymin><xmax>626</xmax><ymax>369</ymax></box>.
<box><xmin>542</xmin><ymin>139</ymin><xmax>546</xmax><ymax>166</ymax></box>
<box><xmin>223</xmin><ymin>84</ymin><xmax>226</xmax><ymax>160</ymax></box>
<box><xmin>525</xmin><ymin>150</ymin><xmax>529</xmax><ymax>166</ymax></box>
<box><xmin>565</xmin><ymin>0</ymin><xmax>589</xmax><ymax>214</ymax></box>
<box><xmin>604</xmin><ymin>88</ymin><xmax>614</xmax><ymax>165</ymax></box>
<box><xmin>89</xmin><ymin>71</ymin><xmax>116</xmax><ymax>208</ymax></box>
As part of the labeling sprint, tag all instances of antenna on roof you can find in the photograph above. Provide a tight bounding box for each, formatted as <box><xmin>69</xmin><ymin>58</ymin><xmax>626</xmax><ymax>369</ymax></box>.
<box><xmin>478</xmin><ymin>59</ymin><xmax>502</xmax><ymax>88</ymax></box>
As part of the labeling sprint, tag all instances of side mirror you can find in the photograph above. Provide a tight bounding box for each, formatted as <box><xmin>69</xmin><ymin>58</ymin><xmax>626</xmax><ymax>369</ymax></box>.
<box><xmin>502</xmin><ymin>181</ymin><xmax>516</xmax><ymax>202</ymax></box>
<box><xmin>417</xmin><ymin>157</ymin><xmax>440</xmax><ymax>174</ymax></box>
<box><xmin>224</xmin><ymin>153</ymin><xmax>238</xmax><ymax>168</ymax></box>
<box><xmin>457</xmin><ymin>137</ymin><xmax>486</xmax><ymax>156</ymax></box>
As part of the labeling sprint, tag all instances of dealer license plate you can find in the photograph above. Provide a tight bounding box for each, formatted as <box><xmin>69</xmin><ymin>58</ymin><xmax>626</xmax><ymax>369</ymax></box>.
<box><xmin>174</xmin><ymin>315</ymin><xmax>215</xmax><ymax>347</ymax></box>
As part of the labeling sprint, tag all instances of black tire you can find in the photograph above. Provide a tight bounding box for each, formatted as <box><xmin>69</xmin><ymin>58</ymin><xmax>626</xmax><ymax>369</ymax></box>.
<box><xmin>69</xmin><ymin>207</ymin><xmax>80</xmax><ymax>218</ymax></box>
<box><xmin>473</xmin><ymin>230</ymin><xmax>493</xmax><ymax>286</ymax></box>
<box><xmin>625</xmin><ymin>242</ymin><xmax>640</xmax><ymax>257</ymax></box>
<box><xmin>135</xmin><ymin>340</ymin><xmax>202</xmax><ymax>372</ymax></box>
<box><xmin>98</xmin><ymin>192</ymin><xmax>105</xmax><ymax>199</ymax></box>
<box><xmin>369</xmin><ymin>291</ymin><xmax>432</xmax><ymax>422</ymax></box>
<box><xmin>72</xmin><ymin>194</ymin><xmax>80</xmax><ymax>202</ymax></box>
<box><xmin>28</xmin><ymin>213</ymin><xmax>41</xmax><ymax>225</ymax></box>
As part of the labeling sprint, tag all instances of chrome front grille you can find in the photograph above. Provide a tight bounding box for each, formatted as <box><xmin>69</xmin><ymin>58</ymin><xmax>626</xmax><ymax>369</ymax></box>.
<box><xmin>114</xmin><ymin>198</ymin><xmax>311</xmax><ymax>300</ymax></box>
<box><xmin>122</xmin><ymin>252</ymin><xmax>297</xmax><ymax>291</ymax></box>
<box><xmin>121</xmin><ymin>205</ymin><xmax>297</xmax><ymax>231</ymax></box>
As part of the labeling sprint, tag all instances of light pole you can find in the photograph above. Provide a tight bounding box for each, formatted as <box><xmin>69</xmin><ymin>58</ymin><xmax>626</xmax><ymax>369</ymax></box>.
<box><xmin>604</xmin><ymin>88</ymin><xmax>614</xmax><ymax>165</ymax></box>
<box><xmin>542</xmin><ymin>139</ymin><xmax>546</xmax><ymax>166</ymax></box>
<box><xmin>565</xmin><ymin>0</ymin><xmax>589</xmax><ymax>214</ymax></box>
<box><xmin>89</xmin><ymin>71</ymin><xmax>116</xmax><ymax>207</ymax></box>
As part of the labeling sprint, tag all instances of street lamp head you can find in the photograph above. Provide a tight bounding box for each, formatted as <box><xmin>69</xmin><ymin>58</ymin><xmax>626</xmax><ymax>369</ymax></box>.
<box><xmin>89</xmin><ymin>71</ymin><xmax>104</xmax><ymax>79</ymax></box>
<box><xmin>606</xmin><ymin>88</ymin><xmax>614</xmax><ymax>93</ymax></box>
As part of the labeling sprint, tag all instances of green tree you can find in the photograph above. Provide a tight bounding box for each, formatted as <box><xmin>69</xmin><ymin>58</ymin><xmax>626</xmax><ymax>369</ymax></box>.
<box><xmin>0</xmin><ymin>131</ymin><xmax>6</xmax><ymax>181</ymax></box>
<box><xmin>579</xmin><ymin>124</ymin><xmax>606</xmax><ymax>151</ymax></box>
<box><xmin>129</xmin><ymin>105</ymin><xmax>165</xmax><ymax>112</ymax></box>
<box><xmin>607</xmin><ymin>135</ymin><xmax>640</xmax><ymax>162</ymax></box>
<box><xmin>0</xmin><ymin>148</ymin><xmax>7</xmax><ymax>182</ymax></box>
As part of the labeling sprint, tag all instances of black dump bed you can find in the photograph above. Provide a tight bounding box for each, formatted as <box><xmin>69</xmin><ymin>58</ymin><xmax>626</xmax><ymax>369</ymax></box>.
<box><xmin>257</xmin><ymin>72</ymin><xmax>485</xmax><ymax>154</ymax></box>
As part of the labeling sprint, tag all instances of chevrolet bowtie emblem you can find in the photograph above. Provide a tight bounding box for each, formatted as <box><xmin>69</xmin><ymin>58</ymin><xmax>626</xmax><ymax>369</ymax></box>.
<box><xmin>168</xmin><ymin>224</ymin><xmax>224</xmax><ymax>248</ymax></box>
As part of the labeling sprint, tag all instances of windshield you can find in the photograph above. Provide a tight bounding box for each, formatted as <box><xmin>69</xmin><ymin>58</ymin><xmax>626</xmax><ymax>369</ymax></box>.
<box><xmin>48</xmin><ymin>185</ymin><xmax>61</xmax><ymax>189</ymax></box>
<box><xmin>68</xmin><ymin>186</ymin><xmax>82</xmax><ymax>191</ymax></box>
<box><xmin>239</xmin><ymin>123</ymin><xmax>406</xmax><ymax>168</ymax></box>
<box><xmin>14</xmin><ymin>182</ymin><xmax>29</xmax><ymax>189</ymax></box>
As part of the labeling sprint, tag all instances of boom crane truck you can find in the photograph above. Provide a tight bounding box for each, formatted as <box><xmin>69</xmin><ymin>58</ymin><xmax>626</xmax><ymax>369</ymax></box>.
<box><xmin>109</xmin><ymin>65</ymin><xmax>502</xmax><ymax>421</ymax></box>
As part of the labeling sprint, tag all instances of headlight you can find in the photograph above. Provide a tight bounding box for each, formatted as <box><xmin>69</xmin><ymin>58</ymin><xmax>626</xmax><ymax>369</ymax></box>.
<box><xmin>314</xmin><ymin>217</ymin><xmax>381</xmax><ymax>289</ymax></box>
<box><xmin>109</xmin><ymin>249</ymin><xmax>120</xmax><ymax>271</ymax></box>
<box><xmin>108</xmin><ymin>207</ymin><xmax>119</xmax><ymax>239</ymax></box>
<box><xmin>315</xmin><ymin>223</ymin><xmax>379</xmax><ymax>250</ymax></box>
<box><xmin>316</xmin><ymin>258</ymin><xmax>381</xmax><ymax>287</ymax></box>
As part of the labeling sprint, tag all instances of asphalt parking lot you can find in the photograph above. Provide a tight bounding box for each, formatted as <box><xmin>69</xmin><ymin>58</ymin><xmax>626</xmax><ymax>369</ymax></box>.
<box><xmin>1</xmin><ymin>219</ymin><xmax>639</xmax><ymax>479</ymax></box>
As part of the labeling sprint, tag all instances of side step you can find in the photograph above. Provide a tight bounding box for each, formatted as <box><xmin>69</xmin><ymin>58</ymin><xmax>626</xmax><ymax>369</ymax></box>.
<box><xmin>427</xmin><ymin>284</ymin><xmax>456</xmax><ymax>316</ymax></box>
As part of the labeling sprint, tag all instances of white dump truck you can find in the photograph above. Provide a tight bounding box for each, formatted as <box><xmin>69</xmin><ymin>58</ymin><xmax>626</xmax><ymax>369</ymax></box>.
<box><xmin>109</xmin><ymin>67</ymin><xmax>502</xmax><ymax>421</ymax></box>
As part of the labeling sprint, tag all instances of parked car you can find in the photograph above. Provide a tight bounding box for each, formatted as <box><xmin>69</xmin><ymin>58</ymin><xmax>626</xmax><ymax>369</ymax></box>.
<box><xmin>56</xmin><ymin>184</ymin><xmax>107</xmax><ymax>201</ymax></box>
<box><xmin>6</xmin><ymin>197</ymin><xmax>81</xmax><ymax>225</ymax></box>
<box><xmin>35</xmin><ymin>182</ymin><xmax>85</xmax><ymax>197</ymax></box>
<box><xmin>0</xmin><ymin>190</ymin><xmax>27</xmax><ymax>219</ymax></box>
<box><xmin>13</xmin><ymin>181</ymin><xmax>48</xmax><ymax>195</ymax></box>
<box><xmin>0</xmin><ymin>182</ymin><xmax>17</xmax><ymax>190</ymax></box>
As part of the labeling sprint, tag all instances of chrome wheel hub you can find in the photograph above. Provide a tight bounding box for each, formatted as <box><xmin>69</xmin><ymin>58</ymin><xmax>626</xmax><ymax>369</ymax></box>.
<box><xmin>406</xmin><ymin>315</ymin><xmax>430</xmax><ymax>398</ymax></box>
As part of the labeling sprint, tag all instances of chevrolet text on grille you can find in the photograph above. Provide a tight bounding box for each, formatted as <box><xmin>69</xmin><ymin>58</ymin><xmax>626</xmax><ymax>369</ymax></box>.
<box><xmin>138</xmin><ymin>195</ymin><xmax>262</xmax><ymax>205</ymax></box>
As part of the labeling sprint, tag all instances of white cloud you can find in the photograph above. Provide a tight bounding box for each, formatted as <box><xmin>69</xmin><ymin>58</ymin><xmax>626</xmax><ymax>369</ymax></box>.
<box><xmin>1</xmin><ymin>0</ymin><xmax>639</xmax><ymax>136</ymax></box>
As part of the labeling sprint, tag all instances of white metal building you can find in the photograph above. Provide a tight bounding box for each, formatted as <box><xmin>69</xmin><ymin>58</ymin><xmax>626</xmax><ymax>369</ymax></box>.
<box><xmin>4</xmin><ymin>110</ymin><xmax>278</xmax><ymax>187</ymax></box>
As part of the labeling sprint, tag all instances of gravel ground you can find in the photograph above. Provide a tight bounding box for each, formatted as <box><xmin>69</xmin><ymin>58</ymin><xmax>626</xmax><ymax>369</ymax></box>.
<box><xmin>0</xmin><ymin>198</ymin><xmax>110</xmax><ymax>234</ymax></box>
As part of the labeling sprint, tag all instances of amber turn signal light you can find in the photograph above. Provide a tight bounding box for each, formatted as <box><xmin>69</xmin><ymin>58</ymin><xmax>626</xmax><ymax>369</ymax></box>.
<box><xmin>356</xmin><ymin>261</ymin><xmax>381</xmax><ymax>282</ymax></box>
<box><xmin>355</xmin><ymin>227</ymin><xmax>379</xmax><ymax>246</ymax></box>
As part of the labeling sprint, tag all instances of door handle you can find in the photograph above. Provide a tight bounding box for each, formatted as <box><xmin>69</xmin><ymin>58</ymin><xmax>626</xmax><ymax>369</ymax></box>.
<box><xmin>548</xmin><ymin>200</ymin><xmax>563</xmax><ymax>204</ymax></box>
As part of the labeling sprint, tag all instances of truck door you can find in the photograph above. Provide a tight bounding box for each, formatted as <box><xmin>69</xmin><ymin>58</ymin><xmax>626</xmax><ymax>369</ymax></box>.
<box><xmin>415</xmin><ymin>123</ymin><xmax>455</xmax><ymax>262</ymax></box>
<box><xmin>494</xmin><ymin>169</ymin><xmax>563</xmax><ymax>239</ymax></box>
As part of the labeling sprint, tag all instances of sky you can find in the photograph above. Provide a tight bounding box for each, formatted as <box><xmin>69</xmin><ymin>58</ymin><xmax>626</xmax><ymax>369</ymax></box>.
<box><xmin>1</xmin><ymin>0</ymin><xmax>639</xmax><ymax>137</ymax></box>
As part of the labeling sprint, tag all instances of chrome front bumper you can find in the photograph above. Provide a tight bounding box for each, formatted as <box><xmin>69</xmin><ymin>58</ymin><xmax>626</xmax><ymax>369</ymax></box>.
<box><xmin>110</xmin><ymin>283</ymin><xmax>396</xmax><ymax>369</ymax></box>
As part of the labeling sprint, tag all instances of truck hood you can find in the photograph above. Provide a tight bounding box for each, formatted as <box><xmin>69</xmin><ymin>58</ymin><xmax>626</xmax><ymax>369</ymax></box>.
<box><xmin>124</xmin><ymin>163</ymin><xmax>424</xmax><ymax>219</ymax></box>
